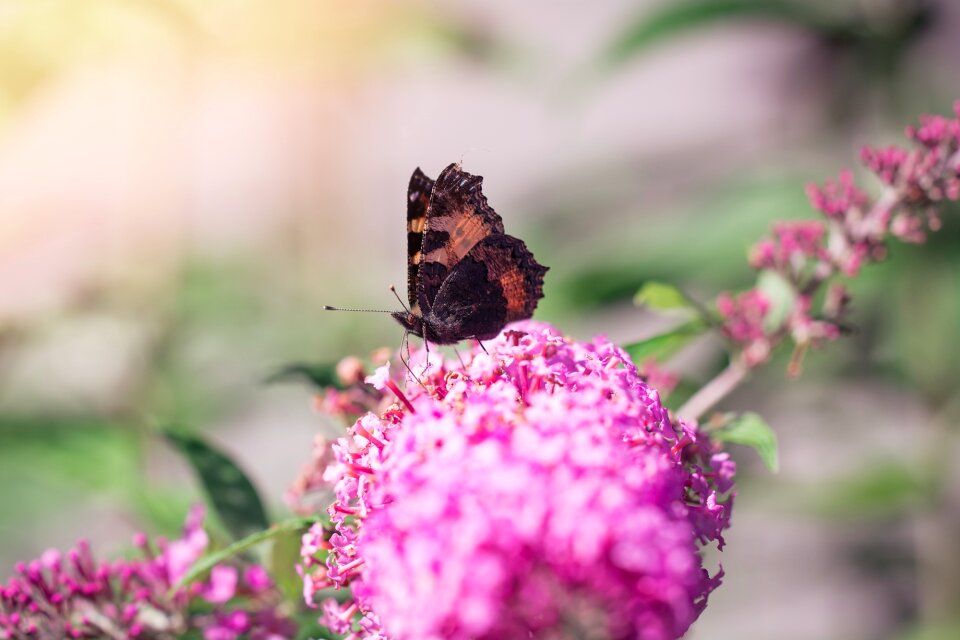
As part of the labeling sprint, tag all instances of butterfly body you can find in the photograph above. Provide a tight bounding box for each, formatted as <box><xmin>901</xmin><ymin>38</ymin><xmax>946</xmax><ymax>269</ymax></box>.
<box><xmin>391</xmin><ymin>308</ymin><xmax>498</xmax><ymax>345</ymax></box>
<box><xmin>395</xmin><ymin>163</ymin><xmax>548</xmax><ymax>345</ymax></box>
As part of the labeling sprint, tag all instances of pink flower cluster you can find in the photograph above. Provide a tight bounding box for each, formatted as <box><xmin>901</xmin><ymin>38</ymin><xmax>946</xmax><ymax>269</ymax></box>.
<box><xmin>298</xmin><ymin>322</ymin><xmax>735</xmax><ymax>640</ymax></box>
<box><xmin>716</xmin><ymin>289</ymin><xmax>772</xmax><ymax>366</ymax></box>
<box><xmin>719</xmin><ymin>101</ymin><xmax>960</xmax><ymax>370</ymax></box>
<box><xmin>0</xmin><ymin>506</ymin><xmax>294</xmax><ymax>640</ymax></box>
<box><xmin>749</xmin><ymin>221</ymin><xmax>827</xmax><ymax>275</ymax></box>
<box><xmin>863</xmin><ymin>107</ymin><xmax>960</xmax><ymax>204</ymax></box>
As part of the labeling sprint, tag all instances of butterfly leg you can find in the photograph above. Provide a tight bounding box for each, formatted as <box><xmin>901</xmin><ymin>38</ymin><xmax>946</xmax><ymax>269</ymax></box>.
<box><xmin>474</xmin><ymin>338</ymin><xmax>489</xmax><ymax>355</ymax></box>
<box><xmin>452</xmin><ymin>344</ymin><xmax>467</xmax><ymax>370</ymax></box>
<box><xmin>422</xmin><ymin>338</ymin><xmax>433</xmax><ymax>375</ymax></box>
<box><xmin>397</xmin><ymin>331</ymin><xmax>427</xmax><ymax>391</ymax></box>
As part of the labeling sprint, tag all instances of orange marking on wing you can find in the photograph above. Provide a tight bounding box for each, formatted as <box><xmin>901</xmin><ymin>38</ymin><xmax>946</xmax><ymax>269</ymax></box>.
<box><xmin>409</xmin><ymin>216</ymin><xmax>426</xmax><ymax>233</ymax></box>
<box><xmin>499</xmin><ymin>266</ymin><xmax>528</xmax><ymax>318</ymax></box>
<box><xmin>424</xmin><ymin>210</ymin><xmax>493</xmax><ymax>265</ymax></box>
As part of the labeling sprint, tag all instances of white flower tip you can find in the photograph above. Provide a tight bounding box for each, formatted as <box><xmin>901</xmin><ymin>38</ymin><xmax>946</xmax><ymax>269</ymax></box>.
<box><xmin>365</xmin><ymin>363</ymin><xmax>391</xmax><ymax>390</ymax></box>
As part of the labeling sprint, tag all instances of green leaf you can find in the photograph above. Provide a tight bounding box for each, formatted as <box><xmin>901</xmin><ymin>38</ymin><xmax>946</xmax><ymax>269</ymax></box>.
<box><xmin>601</xmin><ymin>0</ymin><xmax>826</xmax><ymax>68</ymax></box>
<box><xmin>162</xmin><ymin>428</ymin><xmax>269</xmax><ymax>540</ymax></box>
<box><xmin>634</xmin><ymin>281</ymin><xmax>693</xmax><ymax>311</ymax></box>
<box><xmin>623</xmin><ymin>319</ymin><xmax>707</xmax><ymax>364</ymax></box>
<box><xmin>756</xmin><ymin>269</ymin><xmax>796</xmax><ymax>333</ymax></box>
<box><xmin>711</xmin><ymin>412</ymin><xmax>779</xmax><ymax>472</ymax></box>
<box><xmin>265</xmin><ymin>361</ymin><xmax>340</xmax><ymax>390</ymax></box>
<box><xmin>270</xmin><ymin>521</ymin><xmax>311</xmax><ymax>603</ymax></box>
<box><xmin>175</xmin><ymin>516</ymin><xmax>321</xmax><ymax>590</ymax></box>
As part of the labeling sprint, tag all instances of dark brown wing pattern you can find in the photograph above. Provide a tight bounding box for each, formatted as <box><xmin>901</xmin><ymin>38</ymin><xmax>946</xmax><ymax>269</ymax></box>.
<box><xmin>427</xmin><ymin>234</ymin><xmax>548</xmax><ymax>342</ymax></box>
<box><xmin>417</xmin><ymin>163</ymin><xmax>505</xmax><ymax>313</ymax></box>
<box><xmin>406</xmin><ymin>167</ymin><xmax>434</xmax><ymax>312</ymax></box>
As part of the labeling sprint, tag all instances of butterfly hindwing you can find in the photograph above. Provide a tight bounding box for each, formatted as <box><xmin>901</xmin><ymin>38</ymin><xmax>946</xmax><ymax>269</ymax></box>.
<box><xmin>428</xmin><ymin>234</ymin><xmax>548</xmax><ymax>342</ymax></box>
<box><xmin>406</xmin><ymin>167</ymin><xmax>434</xmax><ymax>311</ymax></box>
<box><xmin>417</xmin><ymin>163</ymin><xmax>505</xmax><ymax>313</ymax></box>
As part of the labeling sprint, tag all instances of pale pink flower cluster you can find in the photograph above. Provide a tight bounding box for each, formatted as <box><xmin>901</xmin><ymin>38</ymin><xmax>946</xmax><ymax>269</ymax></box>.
<box><xmin>636</xmin><ymin>358</ymin><xmax>681</xmax><ymax>397</ymax></box>
<box><xmin>749</xmin><ymin>221</ymin><xmax>828</xmax><ymax>275</ymax></box>
<box><xmin>0</xmin><ymin>506</ymin><xmax>294</xmax><ymax>640</ymax></box>
<box><xmin>299</xmin><ymin>321</ymin><xmax>734</xmax><ymax>640</ymax></box>
<box><xmin>716</xmin><ymin>289</ymin><xmax>772</xmax><ymax>366</ymax></box>
<box><xmin>718</xmin><ymin>101</ymin><xmax>960</xmax><ymax>370</ymax></box>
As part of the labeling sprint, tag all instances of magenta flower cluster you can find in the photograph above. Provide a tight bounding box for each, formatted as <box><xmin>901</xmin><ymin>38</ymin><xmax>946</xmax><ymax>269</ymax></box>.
<box><xmin>717</xmin><ymin>101</ymin><xmax>960</xmax><ymax>371</ymax></box>
<box><xmin>0</xmin><ymin>506</ymin><xmax>294</xmax><ymax>640</ymax></box>
<box><xmin>297</xmin><ymin>321</ymin><xmax>735</xmax><ymax>640</ymax></box>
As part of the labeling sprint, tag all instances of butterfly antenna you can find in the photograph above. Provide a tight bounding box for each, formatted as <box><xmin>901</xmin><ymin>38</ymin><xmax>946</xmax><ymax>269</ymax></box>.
<box><xmin>323</xmin><ymin>305</ymin><xmax>393</xmax><ymax>313</ymax></box>
<box><xmin>388</xmin><ymin>285</ymin><xmax>410</xmax><ymax>313</ymax></box>
<box><xmin>460</xmin><ymin>147</ymin><xmax>491</xmax><ymax>165</ymax></box>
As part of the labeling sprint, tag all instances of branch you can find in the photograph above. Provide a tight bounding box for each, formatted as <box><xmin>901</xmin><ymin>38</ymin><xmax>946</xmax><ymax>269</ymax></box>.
<box><xmin>677</xmin><ymin>359</ymin><xmax>749</xmax><ymax>421</ymax></box>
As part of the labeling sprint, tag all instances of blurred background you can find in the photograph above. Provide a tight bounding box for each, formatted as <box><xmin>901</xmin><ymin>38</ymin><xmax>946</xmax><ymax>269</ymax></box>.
<box><xmin>1</xmin><ymin>0</ymin><xmax>959</xmax><ymax>638</ymax></box>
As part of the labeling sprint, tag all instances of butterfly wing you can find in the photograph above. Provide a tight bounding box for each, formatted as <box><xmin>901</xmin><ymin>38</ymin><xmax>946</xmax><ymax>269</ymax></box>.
<box><xmin>406</xmin><ymin>167</ymin><xmax>435</xmax><ymax>312</ymax></box>
<box><xmin>427</xmin><ymin>234</ymin><xmax>548</xmax><ymax>342</ymax></box>
<box><xmin>417</xmin><ymin>163</ymin><xmax>505</xmax><ymax>313</ymax></box>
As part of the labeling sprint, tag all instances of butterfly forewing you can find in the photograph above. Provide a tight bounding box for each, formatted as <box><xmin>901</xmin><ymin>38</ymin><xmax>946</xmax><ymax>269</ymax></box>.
<box><xmin>417</xmin><ymin>163</ymin><xmax>505</xmax><ymax>313</ymax></box>
<box><xmin>406</xmin><ymin>168</ymin><xmax>435</xmax><ymax>312</ymax></box>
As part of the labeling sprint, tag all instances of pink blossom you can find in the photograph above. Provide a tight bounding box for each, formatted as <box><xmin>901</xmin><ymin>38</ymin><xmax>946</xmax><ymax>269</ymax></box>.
<box><xmin>249</xmin><ymin>610</ymin><xmax>299</xmax><ymax>640</ymax></box>
<box><xmin>906</xmin><ymin>109</ymin><xmax>960</xmax><ymax>148</ymax></box>
<box><xmin>787</xmin><ymin>296</ymin><xmax>840</xmax><ymax>349</ymax></box>
<box><xmin>163</xmin><ymin>503</ymin><xmax>209</xmax><ymax>585</ymax></box>
<box><xmin>337</xmin><ymin>356</ymin><xmax>367</xmax><ymax>386</ymax></box>
<box><xmin>717</xmin><ymin>103</ymin><xmax>960</xmax><ymax>374</ymax></box>
<box><xmin>806</xmin><ymin>169</ymin><xmax>868</xmax><ymax>218</ymax></box>
<box><xmin>860</xmin><ymin>145</ymin><xmax>909</xmax><ymax>186</ymax></box>
<box><xmin>299</xmin><ymin>322</ymin><xmax>734</xmax><ymax>640</ymax></box>
<box><xmin>203</xmin><ymin>610</ymin><xmax>249</xmax><ymax>640</ymax></box>
<box><xmin>750</xmin><ymin>221</ymin><xmax>826</xmax><ymax>273</ymax></box>
<box><xmin>717</xmin><ymin>289</ymin><xmax>771</xmax><ymax>366</ymax></box>
<box><xmin>364</xmin><ymin>364</ymin><xmax>391</xmax><ymax>390</ymax></box>
<box><xmin>311</xmin><ymin>348</ymin><xmax>405</xmax><ymax>425</ymax></box>
<box><xmin>244</xmin><ymin>565</ymin><xmax>273</xmax><ymax>594</ymax></box>
<box><xmin>204</xmin><ymin>566</ymin><xmax>239</xmax><ymax>604</ymax></box>
<box><xmin>638</xmin><ymin>358</ymin><xmax>680</xmax><ymax>396</ymax></box>
<box><xmin>0</xmin><ymin>508</ymin><xmax>294</xmax><ymax>640</ymax></box>
<box><xmin>717</xmin><ymin>289</ymin><xmax>769</xmax><ymax>341</ymax></box>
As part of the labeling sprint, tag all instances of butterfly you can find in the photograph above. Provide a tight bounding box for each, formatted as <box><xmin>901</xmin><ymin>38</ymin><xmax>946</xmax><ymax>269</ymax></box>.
<box><xmin>391</xmin><ymin>163</ymin><xmax>548</xmax><ymax>345</ymax></box>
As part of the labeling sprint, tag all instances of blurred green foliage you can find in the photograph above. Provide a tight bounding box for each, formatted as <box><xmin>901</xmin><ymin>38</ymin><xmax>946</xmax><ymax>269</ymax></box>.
<box><xmin>598</xmin><ymin>0</ymin><xmax>934</xmax><ymax>119</ymax></box>
<box><xmin>543</xmin><ymin>173</ymin><xmax>812</xmax><ymax>315</ymax></box>
<box><xmin>0</xmin><ymin>416</ymin><xmax>138</xmax><ymax>517</ymax></box>
<box><xmin>804</xmin><ymin>459</ymin><xmax>936</xmax><ymax>519</ymax></box>
<box><xmin>623</xmin><ymin>319</ymin><xmax>709</xmax><ymax>365</ymax></box>
<box><xmin>175</xmin><ymin>515</ymin><xmax>319</xmax><ymax>590</ymax></box>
